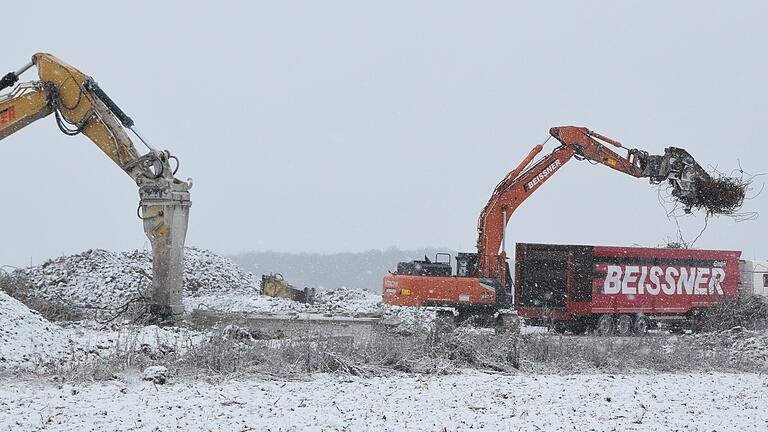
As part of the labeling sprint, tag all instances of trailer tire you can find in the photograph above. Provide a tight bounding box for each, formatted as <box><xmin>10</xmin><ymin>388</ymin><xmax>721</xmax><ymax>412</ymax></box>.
<box><xmin>634</xmin><ymin>316</ymin><xmax>649</xmax><ymax>335</ymax></box>
<box><xmin>553</xmin><ymin>322</ymin><xmax>568</xmax><ymax>334</ymax></box>
<box><xmin>571</xmin><ymin>320</ymin><xmax>588</xmax><ymax>335</ymax></box>
<box><xmin>615</xmin><ymin>315</ymin><xmax>633</xmax><ymax>337</ymax></box>
<box><xmin>596</xmin><ymin>315</ymin><xmax>614</xmax><ymax>336</ymax></box>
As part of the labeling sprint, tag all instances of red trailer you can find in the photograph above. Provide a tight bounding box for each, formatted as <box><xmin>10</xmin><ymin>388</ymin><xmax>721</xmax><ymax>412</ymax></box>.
<box><xmin>514</xmin><ymin>243</ymin><xmax>741</xmax><ymax>335</ymax></box>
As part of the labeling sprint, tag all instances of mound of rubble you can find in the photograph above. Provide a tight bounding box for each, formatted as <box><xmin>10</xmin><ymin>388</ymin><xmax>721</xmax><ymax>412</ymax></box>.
<box><xmin>185</xmin><ymin>291</ymin><xmax>314</xmax><ymax>314</ymax></box>
<box><xmin>314</xmin><ymin>287</ymin><xmax>382</xmax><ymax>314</ymax></box>
<box><xmin>16</xmin><ymin>247</ymin><xmax>259</xmax><ymax>311</ymax></box>
<box><xmin>9</xmin><ymin>247</ymin><xmax>437</xmax><ymax>335</ymax></box>
<box><xmin>0</xmin><ymin>291</ymin><xmax>70</xmax><ymax>370</ymax></box>
<box><xmin>188</xmin><ymin>286</ymin><xmax>383</xmax><ymax>316</ymax></box>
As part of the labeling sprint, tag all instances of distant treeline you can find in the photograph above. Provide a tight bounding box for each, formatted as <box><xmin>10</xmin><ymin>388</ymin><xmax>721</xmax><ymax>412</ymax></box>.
<box><xmin>229</xmin><ymin>248</ymin><xmax>454</xmax><ymax>293</ymax></box>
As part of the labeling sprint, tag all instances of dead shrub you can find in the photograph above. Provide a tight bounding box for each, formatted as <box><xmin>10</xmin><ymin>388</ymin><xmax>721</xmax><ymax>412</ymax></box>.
<box><xmin>0</xmin><ymin>272</ymin><xmax>84</xmax><ymax>322</ymax></box>
<box><xmin>700</xmin><ymin>297</ymin><xmax>768</xmax><ymax>331</ymax></box>
<box><xmin>45</xmin><ymin>326</ymin><xmax>523</xmax><ymax>382</ymax></box>
<box><xmin>517</xmin><ymin>332</ymin><xmax>762</xmax><ymax>373</ymax></box>
<box><xmin>42</xmin><ymin>321</ymin><xmax>767</xmax><ymax>383</ymax></box>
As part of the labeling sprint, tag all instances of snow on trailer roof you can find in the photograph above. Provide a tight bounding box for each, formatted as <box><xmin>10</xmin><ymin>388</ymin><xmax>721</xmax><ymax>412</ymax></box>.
<box><xmin>516</xmin><ymin>242</ymin><xmax>741</xmax><ymax>260</ymax></box>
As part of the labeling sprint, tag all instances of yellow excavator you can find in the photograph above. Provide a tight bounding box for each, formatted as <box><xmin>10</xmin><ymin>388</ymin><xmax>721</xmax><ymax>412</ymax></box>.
<box><xmin>0</xmin><ymin>53</ymin><xmax>191</xmax><ymax>318</ymax></box>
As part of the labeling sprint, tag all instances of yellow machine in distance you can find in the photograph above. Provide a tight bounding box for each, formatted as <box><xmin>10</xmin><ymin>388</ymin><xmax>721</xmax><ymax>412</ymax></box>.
<box><xmin>261</xmin><ymin>274</ymin><xmax>316</xmax><ymax>304</ymax></box>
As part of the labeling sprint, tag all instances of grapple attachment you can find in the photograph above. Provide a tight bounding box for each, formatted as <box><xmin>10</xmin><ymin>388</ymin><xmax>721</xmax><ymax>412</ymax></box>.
<box><xmin>642</xmin><ymin>147</ymin><xmax>744</xmax><ymax>215</ymax></box>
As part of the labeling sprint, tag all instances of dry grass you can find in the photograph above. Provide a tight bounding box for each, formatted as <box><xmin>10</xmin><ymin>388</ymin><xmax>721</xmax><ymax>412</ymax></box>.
<box><xmin>0</xmin><ymin>272</ymin><xmax>85</xmax><ymax>322</ymax></box>
<box><xmin>44</xmin><ymin>326</ymin><xmax>520</xmax><ymax>382</ymax></box>
<box><xmin>700</xmin><ymin>297</ymin><xmax>768</xmax><ymax>331</ymax></box>
<box><xmin>518</xmin><ymin>332</ymin><xmax>765</xmax><ymax>374</ymax></box>
<box><xmin>41</xmin><ymin>322</ymin><xmax>768</xmax><ymax>384</ymax></box>
<box><xmin>0</xmin><ymin>271</ymin><xmax>152</xmax><ymax>324</ymax></box>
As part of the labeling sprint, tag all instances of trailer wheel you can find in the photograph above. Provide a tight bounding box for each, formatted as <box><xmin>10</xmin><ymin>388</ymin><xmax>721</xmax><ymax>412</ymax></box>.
<box><xmin>553</xmin><ymin>322</ymin><xmax>568</xmax><ymax>334</ymax></box>
<box><xmin>615</xmin><ymin>315</ymin><xmax>633</xmax><ymax>337</ymax></box>
<box><xmin>634</xmin><ymin>316</ymin><xmax>649</xmax><ymax>335</ymax></box>
<box><xmin>596</xmin><ymin>315</ymin><xmax>614</xmax><ymax>336</ymax></box>
<box><xmin>572</xmin><ymin>320</ymin><xmax>589</xmax><ymax>335</ymax></box>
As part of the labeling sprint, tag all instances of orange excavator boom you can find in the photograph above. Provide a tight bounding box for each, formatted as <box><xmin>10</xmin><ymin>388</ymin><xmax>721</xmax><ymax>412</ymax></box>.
<box><xmin>384</xmin><ymin>126</ymin><xmax>713</xmax><ymax>316</ymax></box>
<box><xmin>475</xmin><ymin>125</ymin><xmax>709</xmax><ymax>283</ymax></box>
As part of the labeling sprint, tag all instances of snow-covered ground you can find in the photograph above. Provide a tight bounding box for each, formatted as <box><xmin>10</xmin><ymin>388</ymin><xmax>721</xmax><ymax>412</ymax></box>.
<box><xmin>4</xmin><ymin>248</ymin><xmax>768</xmax><ymax>431</ymax></box>
<box><xmin>0</xmin><ymin>288</ymin><xmax>208</xmax><ymax>372</ymax></box>
<box><xmin>0</xmin><ymin>291</ymin><xmax>72</xmax><ymax>370</ymax></box>
<box><xmin>188</xmin><ymin>286</ymin><xmax>384</xmax><ymax>315</ymax></box>
<box><xmin>1</xmin><ymin>372</ymin><xmax>765</xmax><ymax>431</ymax></box>
<box><xmin>1</xmin><ymin>247</ymin><xmax>440</xmax><ymax>372</ymax></box>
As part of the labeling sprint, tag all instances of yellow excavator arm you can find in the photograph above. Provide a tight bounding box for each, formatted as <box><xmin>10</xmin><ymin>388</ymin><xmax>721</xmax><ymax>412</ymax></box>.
<box><xmin>0</xmin><ymin>53</ymin><xmax>191</xmax><ymax>318</ymax></box>
<box><xmin>1</xmin><ymin>53</ymin><xmax>165</xmax><ymax>180</ymax></box>
<box><xmin>0</xmin><ymin>82</ymin><xmax>52</xmax><ymax>139</ymax></box>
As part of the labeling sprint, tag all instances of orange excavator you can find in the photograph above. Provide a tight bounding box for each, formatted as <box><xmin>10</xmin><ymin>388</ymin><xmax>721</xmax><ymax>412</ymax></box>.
<box><xmin>383</xmin><ymin>126</ymin><xmax>711</xmax><ymax>327</ymax></box>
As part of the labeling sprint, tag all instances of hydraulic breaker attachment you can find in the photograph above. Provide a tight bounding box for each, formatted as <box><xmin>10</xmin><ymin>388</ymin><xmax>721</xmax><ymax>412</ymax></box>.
<box><xmin>138</xmin><ymin>152</ymin><xmax>192</xmax><ymax>318</ymax></box>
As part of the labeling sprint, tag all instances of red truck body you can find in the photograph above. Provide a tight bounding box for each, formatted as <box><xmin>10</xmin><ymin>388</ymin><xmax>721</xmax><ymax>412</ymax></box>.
<box><xmin>515</xmin><ymin>243</ymin><xmax>741</xmax><ymax>331</ymax></box>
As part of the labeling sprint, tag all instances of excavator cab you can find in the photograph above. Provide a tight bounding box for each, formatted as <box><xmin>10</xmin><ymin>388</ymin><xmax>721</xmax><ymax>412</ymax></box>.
<box><xmin>395</xmin><ymin>254</ymin><xmax>452</xmax><ymax>277</ymax></box>
<box><xmin>456</xmin><ymin>253</ymin><xmax>478</xmax><ymax>277</ymax></box>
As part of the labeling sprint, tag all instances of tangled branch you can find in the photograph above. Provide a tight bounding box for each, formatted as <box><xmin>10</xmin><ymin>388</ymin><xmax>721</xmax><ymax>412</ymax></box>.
<box><xmin>682</xmin><ymin>175</ymin><xmax>748</xmax><ymax>217</ymax></box>
<box><xmin>656</xmin><ymin>162</ymin><xmax>763</xmax><ymax>246</ymax></box>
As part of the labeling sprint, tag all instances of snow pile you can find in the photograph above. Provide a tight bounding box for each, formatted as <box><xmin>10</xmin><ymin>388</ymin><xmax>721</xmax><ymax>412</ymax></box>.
<box><xmin>313</xmin><ymin>287</ymin><xmax>381</xmax><ymax>314</ymax></box>
<box><xmin>182</xmin><ymin>248</ymin><xmax>259</xmax><ymax>295</ymax></box>
<box><xmin>187</xmin><ymin>286</ymin><xmax>382</xmax><ymax>315</ymax></box>
<box><xmin>188</xmin><ymin>284</ymin><xmax>440</xmax><ymax>332</ymax></box>
<box><xmin>60</xmin><ymin>324</ymin><xmax>206</xmax><ymax>358</ymax></box>
<box><xmin>17</xmin><ymin>247</ymin><xmax>259</xmax><ymax>310</ymax></box>
<box><xmin>13</xmin><ymin>247</ymin><xmax>431</xmax><ymax>332</ymax></box>
<box><xmin>380</xmin><ymin>304</ymin><xmax>437</xmax><ymax>332</ymax></box>
<box><xmin>185</xmin><ymin>292</ymin><xmax>313</xmax><ymax>314</ymax></box>
<box><xmin>21</xmin><ymin>249</ymin><xmax>147</xmax><ymax>309</ymax></box>
<box><xmin>0</xmin><ymin>291</ymin><xmax>71</xmax><ymax>370</ymax></box>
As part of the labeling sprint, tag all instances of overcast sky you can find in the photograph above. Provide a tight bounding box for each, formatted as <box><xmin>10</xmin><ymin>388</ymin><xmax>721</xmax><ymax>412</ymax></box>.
<box><xmin>1</xmin><ymin>1</ymin><xmax>766</xmax><ymax>267</ymax></box>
